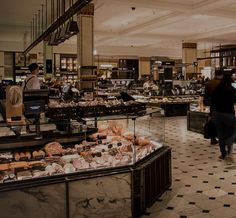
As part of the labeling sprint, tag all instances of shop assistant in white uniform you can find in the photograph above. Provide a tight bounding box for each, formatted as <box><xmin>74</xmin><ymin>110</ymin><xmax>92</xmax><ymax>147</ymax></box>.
<box><xmin>22</xmin><ymin>63</ymin><xmax>40</xmax><ymax>90</ymax></box>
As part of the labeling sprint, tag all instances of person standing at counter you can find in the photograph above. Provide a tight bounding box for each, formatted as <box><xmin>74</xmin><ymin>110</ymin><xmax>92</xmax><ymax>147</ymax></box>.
<box><xmin>22</xmin><ymin>63</ymin><xmax>41</xmax><ymax>132</ymax></box>
<box><xmin>211</xmin><ymin>73</ymin><xmax>236</xmax><ymax>159</ymax></box>
<box><xmin>22</xmin><ymin>63</ymin><xmax>40</xmax><ymax>91</ymax></box>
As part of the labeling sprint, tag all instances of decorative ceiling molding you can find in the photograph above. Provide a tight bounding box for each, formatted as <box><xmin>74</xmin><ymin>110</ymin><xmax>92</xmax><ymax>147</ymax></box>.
<box><xmin>96</xmin><ymin>45</ymin><xmax>181</xmax><ymax>58</ymax></box>
<box><xmin>186</xmin><ymin>23</ymin><xmax>236</xmax><ymax>40</ymax></box>
<box><xmin>192</xmin><ymin>0</ymin><xmax>236</xmax><ymax>12</ymax></box>
<box><xmin>110</xmin><ymin>0</ymin><xmax>190</xmax><ymax>12</ymax></box>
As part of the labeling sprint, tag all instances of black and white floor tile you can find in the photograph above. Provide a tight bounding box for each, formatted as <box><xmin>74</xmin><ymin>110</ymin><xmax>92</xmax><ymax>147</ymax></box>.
<box><xmin>142</xmin><ymin>116</ymin><xmax>236</xmax><ymax>218</ymax></box>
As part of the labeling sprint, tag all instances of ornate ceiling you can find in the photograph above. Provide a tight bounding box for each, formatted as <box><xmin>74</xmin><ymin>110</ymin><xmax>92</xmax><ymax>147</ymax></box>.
<box><xmin>1</xmin><ymin>0</ymin><xmax>236</xmax><ymax>58</ymax></box>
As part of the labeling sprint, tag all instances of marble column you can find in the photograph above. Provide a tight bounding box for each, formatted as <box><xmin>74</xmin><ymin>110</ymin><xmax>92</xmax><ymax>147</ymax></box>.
<box><xmin>182</xmin><ymin>42</ymin><xmax>197</xmax><ymax>79</ymax></box>
<box><xmin>139</xmin><ymin>57</ymin><xmax>150</xmax><ymax>78</ymax></box>
<box><xmin>77</xmin><ymin>3</ymin><xmax>95</xmax><ymax>90</ymax></box>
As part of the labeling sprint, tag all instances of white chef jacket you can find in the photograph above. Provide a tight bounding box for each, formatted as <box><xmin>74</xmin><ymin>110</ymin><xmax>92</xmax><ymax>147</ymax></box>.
<box><xmin>22</xmin><ymin>75</ymin><xmax>40</xmax><ymax>90</ymax></box>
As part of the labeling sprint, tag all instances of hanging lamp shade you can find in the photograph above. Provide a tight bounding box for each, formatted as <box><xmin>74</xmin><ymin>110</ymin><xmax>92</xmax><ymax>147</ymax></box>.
<box><xmin>48</xmin><ymin>29</ymin><xmax>61</xmax><ymax>45</ymax></box>
<box><xmin>64</xmin><ymin>21</ymin><xmax>79</xmax><ymax>39</ymax></box>
<box><xmin>48</xmin><ymin>32</ymin><xmax>57</xmax><ymax>46</ymax></box>
<box><xmin>58</xmin><ymin>24</ymin><xmax>68</xmax><ymax>41</ymax></box>
<box><xmin>55</xmin><ymin>28</ymin><xmax>64</xmax><ymax>44</ymax></box>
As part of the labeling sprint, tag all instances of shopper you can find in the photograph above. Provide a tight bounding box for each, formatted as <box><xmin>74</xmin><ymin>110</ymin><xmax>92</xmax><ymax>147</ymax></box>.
<box><xmin>22</xmin><ymin>63</ymin><xmax>40</xmax><ymax>91</ymax></box>
<box><xmin>204</xmin><ymin>70</ymin><xmax>223</xmax><ymax>145</ymax></box>
<box><xmin>211</xmin><ymin>73</ymin><xmax>236</xmax><ymax>159</ymax></box>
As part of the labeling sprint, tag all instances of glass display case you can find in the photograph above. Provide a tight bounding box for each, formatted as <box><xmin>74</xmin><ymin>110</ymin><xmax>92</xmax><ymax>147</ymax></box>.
<box><xmin>0</xmin><ymin>108</ymin><xmax>170</xmax><ymax>218</ymax></box>
<box><xmin>133</xmin><ymin>94</ymin><xmax>199</xmax><ymax>117</ymax></box>
<box><xmin>0</xmin><ymin>108</ymin><xmax>164</xmax><ymax>182</ymax></box>
<box><xmin>85</xmin><ymin>108</ymin><xmax>165</xmax><ymax>166</ymax></box>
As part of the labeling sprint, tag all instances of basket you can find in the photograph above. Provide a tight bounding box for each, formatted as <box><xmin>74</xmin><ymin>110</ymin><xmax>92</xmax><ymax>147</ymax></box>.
<box><xmin>105</xmin><ymin>105</ymin><xmax>123</xmax><ymax>115</ymax></box>
<box><xmin>77</xmin><ymin>105</ymin><xmax>105</xmax><ymax>117</ymax></box>
<box><xmin>123</xmin><ymin>102</ymin><xmax>146</xmax><ymax>114</ymax></box>
<box><xmin>46</xmin><ymin>106</ymin><xmax>78</xmax><ymax>120</ymax></box>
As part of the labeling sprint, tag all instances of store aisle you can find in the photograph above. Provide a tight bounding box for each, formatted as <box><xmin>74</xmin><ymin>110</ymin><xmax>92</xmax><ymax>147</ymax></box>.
<box><xmin>143</xmin><ymin>116</ymin><xmax>236</xmax><ymax>218</ymax></box>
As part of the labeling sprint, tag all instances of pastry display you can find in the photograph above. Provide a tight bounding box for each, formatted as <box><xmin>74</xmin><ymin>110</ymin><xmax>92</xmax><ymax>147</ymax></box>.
<box><xmin>32</xmin><ymin>150</ymin><xmax>45</xmax><ymax>159</ymax></box>
<box><xmin>48</xmin><ymin>99</ymin><xmax>80</xmax><ymax>108</ymax></box>
<box><xmin>133</xmin><ymin>95</ymin><xmax>199</xmax><ymax>104</ymax></box>
<box><xmin>0</xmin><ymin>153</ymin><xmax>13</xmax><ymax>162</ymax></box>
<box><xmin>47</xmin><ymin>97</ymin><xmax>146</xmax><ymax>119</ymax></box>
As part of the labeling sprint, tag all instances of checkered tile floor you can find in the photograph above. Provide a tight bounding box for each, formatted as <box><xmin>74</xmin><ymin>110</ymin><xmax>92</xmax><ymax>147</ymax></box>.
<box><xmin>142</xmin><ymin>116</ymin><xmax>236</xmax><ymax>218</ymax></box>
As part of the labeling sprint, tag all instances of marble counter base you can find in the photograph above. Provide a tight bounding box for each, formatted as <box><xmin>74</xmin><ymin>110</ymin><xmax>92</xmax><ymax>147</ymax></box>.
<box><xmin>0</xmin><ymin>183</ymin><xmax>66</xmax><ymax>218</ymax></box>
<box><xmin>69</xmin><ymin>172</ymin><xmax>132</xmax><ymax>218</ymax></box>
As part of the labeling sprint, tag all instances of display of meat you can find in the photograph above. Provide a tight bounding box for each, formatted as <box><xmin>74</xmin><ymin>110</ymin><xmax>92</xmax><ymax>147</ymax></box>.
<box><xmin>14</xmin><ymin>153</ymin><xmax>20</xmax><ymax>161</ymax></box>
<box><xmin>61</xmin><ymin>154</ymin><xmax>79</xmax><ymax>163</ymax></box>
<box><xmin>63</xmin><ymin>163</ymin><xmax>76</xmax><ymax>174</ymax></box>
<box><xmin>29</xmin><ymin>160</ymin><xmax>46</xmax><ymax>167</ymax></box>
<box><xmin>33</xmin><ymin>150</ymin><xmax>46</xmax><ymax>159</ymax></box>
<box><xmin>32</xmin><ymin>170</ymin><xmax>49</xmax><ymax>178</ymax></box>
<box><xmin>10</xmin><ymin>161</ymin><xmax>29</xmax><ymax>169</ymax></box>
<box><xmin>62</xmin><ymin>148</ymin><xmax>77</xmax><ymax>155</ymax></box>
<box><xmin>72</xmin><ymin>159</ymin><xmax>82</xmax><ymax>169</ymax></box>
<box><xmin>25</xmin><ymin>152</ymin><xmax>31</xmax><ymax>160</ymax></box>
<box><xmin>123</xmin><ymin>132</ymin><xmax>134</xmax><ymax>141</ymax></box>
<box><xmin>19</xmin><ymin>152</ymin><xmax>26</xmax><ymax>160</ymax></box>
<box><xmin>135</xmin><ymin>137</ymin><xmax>150</xmax><ymax>146</ymax></box>
<box><xmin>0</xmin><ymin>163</ymin><xmax>10</xmax><ymax>171</ymax></box>
<box><xmin>0</xmin><ymin>122</ymin><xmax>163</xmax><ymax>182</ymax></box>
<box><xmin>44</xmin><ymin>142</ymin><xmax>63</xmax><ymax>156</ymax></box>
<box><xmin>45</xmin><ymin>165</ymin><xmax>56</xmax><ymax>176</ymax></box>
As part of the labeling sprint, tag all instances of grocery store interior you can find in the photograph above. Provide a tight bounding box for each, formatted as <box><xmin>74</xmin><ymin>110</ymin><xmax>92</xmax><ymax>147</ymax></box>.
<box><xmin>1</xmin><ymin>0</ymin><xmax>236</xmax><ymax>218</ymax></box>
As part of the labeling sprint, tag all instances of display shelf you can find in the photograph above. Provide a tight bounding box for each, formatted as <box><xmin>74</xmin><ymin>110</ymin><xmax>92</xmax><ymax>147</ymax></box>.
<box><xmin>133</xmin><ymin>94</ymin><xmax>199</xmax><ymax>117</ymax></box>
<box><xmin>55</xmin><ymin>72</ymin><xmax>78</xmax><ymax>83</ymax></box>
<box><xmin>79</xmin><ymin>66</ymin><xmax>97</xmax><ymax>90</ymax></box>
<box><xmin>60</xmin><ymin>55</ymin><xmax>77</xmax><ymax>72</ymax></box>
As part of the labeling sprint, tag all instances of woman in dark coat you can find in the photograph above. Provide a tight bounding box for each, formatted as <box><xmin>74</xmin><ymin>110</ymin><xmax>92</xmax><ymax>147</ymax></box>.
<box><xmin>211</xmin><ymin>74</ymin><xmax>236</xmax><ymax>159</ymax></box>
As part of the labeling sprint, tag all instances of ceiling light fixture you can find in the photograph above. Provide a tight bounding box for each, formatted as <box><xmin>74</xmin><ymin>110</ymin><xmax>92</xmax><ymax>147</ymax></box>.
<box><xmin>58</xmin><ymin>23</ymin><xmax>68</xmax><ymax>41</ymax></box>
<box><xmin>48</xmin><ymin>20</ymin><xmax>79</xmax><ymax>46</ymax></box>
<box><xmin>48</xmin><ymin>31</ymin><xmax>57</xmax><ymax>46</ymax></box>
<box><xmin>25</xmin><ymin>0</ymin><xmax>91</xmax><ymax>53</ymax></box>
<box><xmin>64</xmin><ymin>20</ymin><xmax>79</xmax><ymax>39</ymax></box>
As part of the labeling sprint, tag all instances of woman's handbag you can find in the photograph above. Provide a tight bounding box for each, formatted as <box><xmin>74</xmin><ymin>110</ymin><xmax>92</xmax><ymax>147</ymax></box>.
<box><xmin>204</xmin><ymin>118</ymin><xmax>217</xmax><ymax>139</ymax></box>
